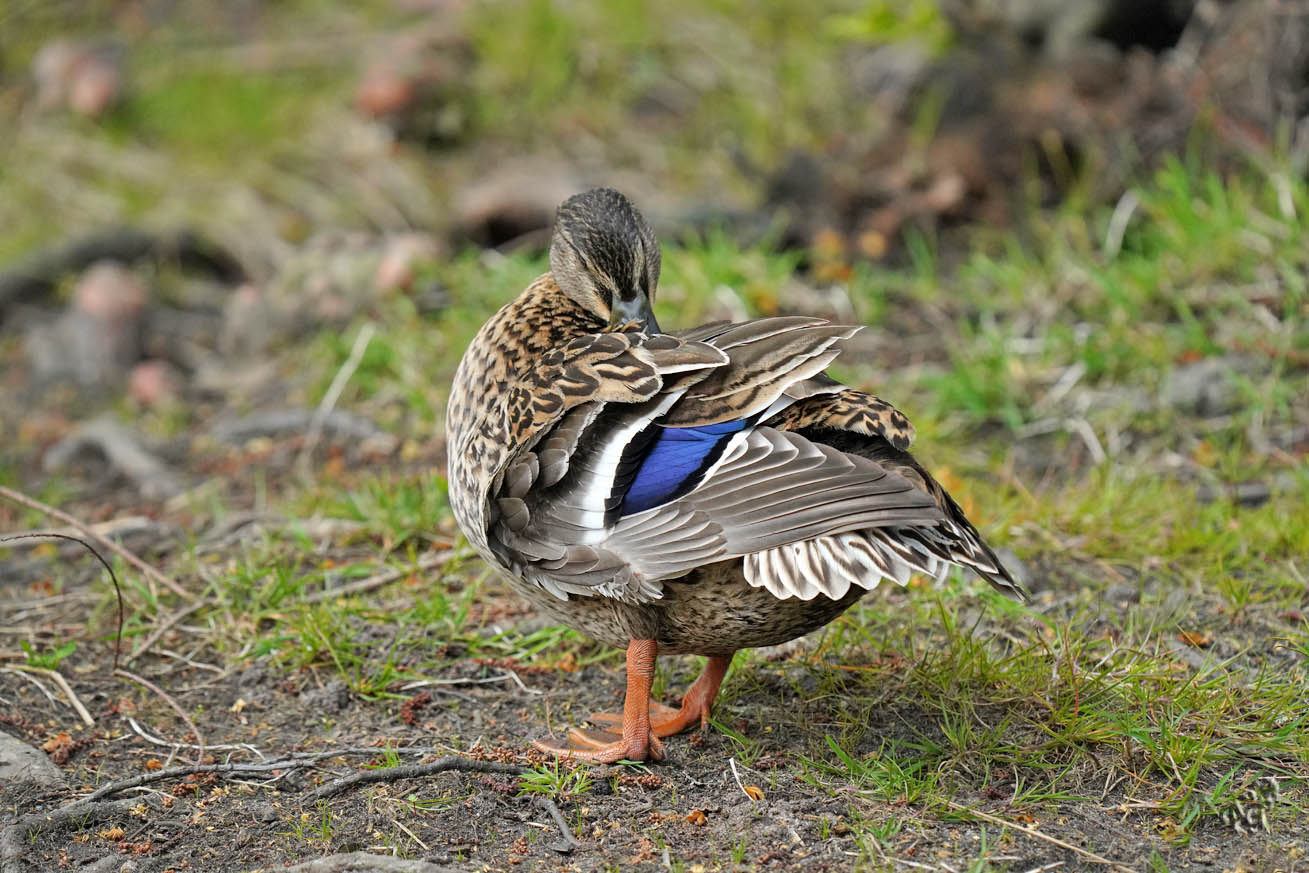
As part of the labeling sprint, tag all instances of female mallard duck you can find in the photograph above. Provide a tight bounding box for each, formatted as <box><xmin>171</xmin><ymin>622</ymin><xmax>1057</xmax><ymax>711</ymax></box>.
<box><xmin>447</xmin><ymin>188</ymin><xmax>1023</xmax><ymax>763</ymax></box>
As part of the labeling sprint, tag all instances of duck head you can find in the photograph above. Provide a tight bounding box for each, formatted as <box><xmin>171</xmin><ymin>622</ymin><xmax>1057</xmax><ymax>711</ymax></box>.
<box><xmin>549</xmin><ymin>187</ymin><xmax>662</xmax><ymax>332</ymax></box>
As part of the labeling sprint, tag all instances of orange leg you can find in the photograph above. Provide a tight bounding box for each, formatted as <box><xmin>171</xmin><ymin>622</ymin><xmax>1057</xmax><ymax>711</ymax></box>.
<box><xmin>587</xmin><ymin>654</ymin><xmax>733</xmax><ymax>738</ymax></box>
<box><xmin>534</xmin><ymin>639</ymin><xmax>665</xmax><ymax>763</ymax></box>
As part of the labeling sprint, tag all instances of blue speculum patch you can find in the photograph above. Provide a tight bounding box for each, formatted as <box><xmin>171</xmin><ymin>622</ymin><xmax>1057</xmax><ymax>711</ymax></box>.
<box><xmin>620</xmin><ymin>418</ymin><xmax>750</xmax><ymax>515</ymax></box>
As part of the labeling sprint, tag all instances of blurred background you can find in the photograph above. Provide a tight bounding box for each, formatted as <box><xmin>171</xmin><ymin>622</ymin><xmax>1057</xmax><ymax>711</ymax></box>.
<box><xmin>2</xmin><ymin>0</ymin><xmax>1307</xmax><ymax>607</ymax></box>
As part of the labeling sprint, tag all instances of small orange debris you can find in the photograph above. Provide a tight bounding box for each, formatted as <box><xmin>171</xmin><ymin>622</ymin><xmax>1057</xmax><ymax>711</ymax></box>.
<box><xmin>684</xmin><ymin>809</ymin><xmax>707</xmax><ymax>826</ymax></box>
<box><xmin>41</xmin><ymin>732</ymin><xmax>72</xmax><ymax>754</ymax></box>
<box><xmin>743</xmin><ymin>784</ymin><xmax>765</xmax><ymax>801</ymax></box>
<box><xmin>856</xmin><ymin>229</ymin><xmax>888</xmax><ymax>259</ymax></box>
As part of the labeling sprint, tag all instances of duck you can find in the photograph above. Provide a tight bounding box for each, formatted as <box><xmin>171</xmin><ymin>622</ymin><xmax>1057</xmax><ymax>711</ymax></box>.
<box><xmin>446</xmin><ymin>187</ymin><xmax>1023</xmax><ymax>763</ymax></box>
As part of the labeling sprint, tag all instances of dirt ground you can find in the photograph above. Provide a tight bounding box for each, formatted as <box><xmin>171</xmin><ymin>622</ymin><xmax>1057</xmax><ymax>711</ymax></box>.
<box><xmin>1</xmin><ymin>549</ymin><xmax>1303</xmax><ymax>873</ymax></box>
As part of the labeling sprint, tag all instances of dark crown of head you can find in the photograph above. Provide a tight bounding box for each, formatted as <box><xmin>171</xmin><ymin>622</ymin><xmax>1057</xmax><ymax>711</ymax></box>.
<box><xmin>554</xmin><ymin>188</ymin><xmax>657</xmax><ymax>294</ymax></box>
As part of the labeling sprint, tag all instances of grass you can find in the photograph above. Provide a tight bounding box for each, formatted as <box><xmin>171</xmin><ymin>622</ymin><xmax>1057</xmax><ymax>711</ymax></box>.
<box><xmin>518</xmin><ymin>760</ymin><xmax>594</xmax><ymax>799</ymax></box>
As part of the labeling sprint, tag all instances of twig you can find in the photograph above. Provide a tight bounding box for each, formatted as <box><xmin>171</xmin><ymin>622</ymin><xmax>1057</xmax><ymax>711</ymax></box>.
<box><xmin>127</xmin><ymin>601</ymin><xmax>208</xmax><ymax>664</ymax></box>
<box><xmin>1067</xmin><ymin>417</ymin><xmax>1107</xmax><ymax>465</ymax></box>
<box><xmin>535</xmin><ymin>796</ymin><xmax>580</xmax><ymax>853</ymax></box>
<box><xmin>213</xmin><ymin>409</ymin><xmax>389</xmax><ymax>445</ymax></box>
<box><xmin>62</xmin><ymin>748</ymin><xmax>463</xmax><ymax>809</ymax></box>
<box><xmin>1103</xmin><ymin>190</ymin><xmax>1140</xmax><ymax>259</ymax></box>
<box><xmin>1</xmin><ymin>667</ymin><xmax>61</xmax><ymax>709</ymax></box>
<box><xmin>113</xmin><ymin>667</ymin><xmax>205</xmax><ymax>764</ymax></box>
<box><xmin>1021</xmin><ymin>862</ymin><xmax>1065</xmax><ymax>873</ymax></box>
<box><xmin>154</xmin><ymin>647</ymin><xmax>224</xmax><ymax>674</ymax></box>
<box><xmin>391</xmin><ymin>818</ymin><xmax>430</xmax><ymax>852</ymax></box>
<box><xmin>44</xmin><ymin>417</ymin><xmax>184</xmax><ymax>501</ymax></box>
<box><xmin>941</xmin><ymin>800</ymin><xmax>1131</xmax><ymax>871</ymax></box>
<box><xmin>306</xmin><ymin>756</ymin><xmax>525</xmax><ymax>801</ymax></box>
<box><xmin>728</xmin><ymin>756</ymin><xmax>754</xmax><ymax>802</ymax></box>
<box><xmin>0</xmin><ymin>516</ymin><xmax>157</xmax><ymax>550</ymax></box>
<box><xmin>126</xmin><ymin>717</ymin><xmax>265</xmax><ymax>759</ymax></box>
<box><xmin>399</xmin><ymin>674</ymin><xmax>524</xmax><ymax>689</ymax></box>
<box><xmin>302</xmin><ymin>550</ymin><xmax>453</xmax><ymax>603</ymax></box>
<box><xmin>0</xmin><ymin>485</ymin><xmax>192</xmax><ymax>601</ymax></box>
<box><xmin>76</xmin><ymin>754</ymin><xmax>343</xmax><ymax>804</ymax></box>
<box><xmin>499</xmin><ymin>666</ymin><xmax>543</xmax><ymax>695</ymax></box>
<box><xmin>296</xmin><ymin>321</ymin><xmax>376</xmax><ymax>476</ymax></box>
<box><xmin>0</xmin><ymin>531</ymin><xmax>125</xmax><ymax>666</ymax></box>
<box><xmin>7</xmin><ymin>664</ymin><xmax>94</xmax><ymax>727</ymax></box>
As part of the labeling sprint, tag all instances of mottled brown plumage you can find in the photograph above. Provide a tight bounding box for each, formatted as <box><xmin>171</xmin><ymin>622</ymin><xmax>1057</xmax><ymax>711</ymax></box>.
<box><xmin>447</xmin><ymin>188</ymin><xmax>1022</xmax><ymax>762</ymax></box>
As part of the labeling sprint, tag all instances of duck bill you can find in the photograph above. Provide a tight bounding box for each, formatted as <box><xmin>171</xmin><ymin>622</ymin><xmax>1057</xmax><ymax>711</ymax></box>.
<box><xmin>609</xmin><ymin>294</ymin><xmax>661</xmax><ymax>333</ymax></box>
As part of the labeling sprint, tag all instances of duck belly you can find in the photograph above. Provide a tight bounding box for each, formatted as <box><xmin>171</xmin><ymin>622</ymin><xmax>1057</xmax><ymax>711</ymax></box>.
<box><xmin>510</xmin><ymin>559</ymin><xmax>866</xmax><ymax>656</ymax></box>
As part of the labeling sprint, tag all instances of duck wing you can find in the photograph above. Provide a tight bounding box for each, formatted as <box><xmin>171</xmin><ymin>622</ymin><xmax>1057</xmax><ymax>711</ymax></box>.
<box><xmin>490</xmin><ymin>317</ymin><xmax>946</xmax><ymax>603</ymax></box>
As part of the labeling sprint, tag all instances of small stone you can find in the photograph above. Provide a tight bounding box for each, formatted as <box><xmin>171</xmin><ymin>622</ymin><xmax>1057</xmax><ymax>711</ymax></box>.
<box><xmin>1105</xmin><ymin>582</ymin><xmax>1140</xmax><ymax>605</ymax></box>
<box><xmin>1159</xmin><ymin>356</ymin><xmax>1259</xmax><ymax>416</ymax></box>
<box><xmin>301</xmin><ymin>679</ymin><xmax>351</xmax><ymax>714</ymax></box>
<box><xmin>26</xmin><ymin>261</ymin><xmax>149</xmax><ymax>387</ymax></box>
<box><xmin>32</xmin><ymin>40</ymin><xmax>125</xmax><ymax>118</ymax></box>
<box><xmin>0</xmin><ymin>730</ymin><xmax>65</xmax><ymax>788</ymax></box>
<box><xmin>74</xmin><ymin>261</ymin><xmax>148</xmax><ymax>320</ymax></box>
<box><xmin>68</xmin><ymin>56</ymin><xmax>124</xmax><ymax>118</ymax></box>
<box><xmin>127</xmin><ymin>359</ymin><xmax>181</xmax><ymax>407</ymax></box>
<box><xmin>454</xmin><ymin>160</ymin><xmax>583</xmax><ymax>248</ymax></box>
<box><xmin>26</xmin><ymin>261</ymin><xmax>149</xmax><ymax>386</ymax></box>
<box><xmin>373</xmin><ymin>233</ymin><xmax>444</xmax><ymax>293</ymax></box>
<box><xmin>356</xmin><ymin>62</ymin><xmax>418</xmax><ymax>119</ymax></box>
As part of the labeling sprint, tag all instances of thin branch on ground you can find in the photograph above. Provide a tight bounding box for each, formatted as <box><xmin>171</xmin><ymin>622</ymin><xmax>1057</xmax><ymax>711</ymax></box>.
<box><xmin>126</xmin><ymin>716</ymin><xmax>266</xmax><ymax>759</ymax></box>
<box><xmin>0</xmin><ymin>667</ymin><xmax>62</xmax><ymax>709</ymax></box>
<box><xmin>941</xmin><ymin>799</ymin><xmax>1131</xmax><ymax>872</ymax></box>
<box><xmin>0</xmin><ymin>485</ymin><xmax>191</xmax><ymax>601</ymax></box>
<box><xmin>306</xmin><ymin>756</ymin><xmax>526</xmax><ymax>801</ymax></box>
<box><xmin>113</xmin><ymin>667</ymin><xmax>205</xmax><ymax>764</ymax></box>
<box><xmin>6</xmin><ymin>664</ymin><xmax>94</xmax><ymax>726</ymax></box>
<box><xmin>0</xmin><ymin>530</ymin><xmax>125</xmax><ymax>666</ymax></box>
<box><xmin>127</xmin><ymin>601</ymin><xmax>209</xmax><ymax>664</ymax></box>
<box><xmin>44</xmin><ymin>417</ymin><xmax>184</xmax><ymax>501</ymax></box>
<box><xmin>75</xmin><ymin>753</ymin><xmax>347</xmax><ymax>804</ymax></box>
<box><xmin>71</xmin><ymin>747</ymin><xmax>479</xmax><ymax>807</ymax></box>
<box><xmin>728</xmin><ymin>756</ymin><xmax>756</xmax><ymax>802</ymax></box>
<box><xmin>535</xmin><ymin>796</ymin><xmax>580</xmax><ymax>853</ymax></box>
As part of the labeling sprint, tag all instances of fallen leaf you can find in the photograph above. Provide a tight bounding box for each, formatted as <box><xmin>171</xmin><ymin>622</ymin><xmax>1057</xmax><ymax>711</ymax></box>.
<box><xmin>1178</xmin><ymin>629</ymin><xmax>1213</xmax><ymax>648</ymax></box>
<box><xmin>41</xmin><ymin>732</ymin><xmax>72</xmax><ymax>754</ymax></box>
<box><xmin>743</xmin><ymin>784</ymin><xmax>765</xmax><ymax>801</ymax></box>
<box><xmin>684</xmin><ymin>809</ymin><xmax>707</xmax><ymax>826</ymax></box>
<box><xmin>145</xmin><ymin>759</ymin><xmax>163</xmax><ymax>771</ymax></box>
